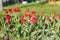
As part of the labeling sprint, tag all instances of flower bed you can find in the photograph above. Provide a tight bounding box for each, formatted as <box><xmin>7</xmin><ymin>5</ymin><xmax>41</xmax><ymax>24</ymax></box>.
<box><xmin>0</xmin><ymin>8</ymin><xmax>60</xmax><ymax>40</ymax></box>
<box><xmin>48</xmin><ymin>1</ymin><xmax>60</xmax><ymax>6</ymax></box>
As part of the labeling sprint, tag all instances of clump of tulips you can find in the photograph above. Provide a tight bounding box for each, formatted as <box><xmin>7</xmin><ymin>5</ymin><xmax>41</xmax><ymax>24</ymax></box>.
<box><xmin>5</xmin><ymin>8</ymin><xmax>21</xmax><ymax>13</ymax></box>
<box><xmin>20</xmin><ymin>11</ymin><xmax>38</xmax><ymax>24</ymax></box>
<box><xmin>0</xmin><ymin>8</ymin><xmax>60</xmax><ymax>40</ymax></box>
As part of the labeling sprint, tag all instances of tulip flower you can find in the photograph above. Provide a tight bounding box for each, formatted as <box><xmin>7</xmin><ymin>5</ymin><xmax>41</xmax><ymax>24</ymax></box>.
<box><xmin>8</xmin><ymin>9</ymin><xmax>12</xmax><ymax>13</ymax></box>
<box><xmin>25</xmin><ymin>14</ymin><xmax>29</xmax><ymax>17</ymax></box>
<box><xmin>20</xmin><ymin>15</ymin><xmax>25</xmax><ymax>19</ymax></box>
<box><xmin>6</xmin><ymin>15</ymin><xmax>11</xmax><ymax>21</ymax></box>
<box><xmin>17</xmin><ymin>8</ymin><xmax>21</xmax><ymax>12</ymax></box>
<box><xmin>27</xmin><ymin>14</ymin><xmax>32</xmax><ymax>18</ymax></box>
<box><xmin>31</xmin><ymin>10</ymin><xmax>36</xmax><ymax>15</ymax></box>
<box><xmin>21</xmin><ymin>19</ymin><xmax>27</xmax><ymax>24</ymax></box>
<box><xmin>5</xmin><ymin>10</ymin><xmax>8</xmax><ymax>13</ymax></box>
<box><xmin>13</xmin><ymin>8</ymin><xmax>17</xmax><ymax>13</ymax></box>
<box><xmin>58</xmin><ymin>13</ymin><xmax>60</xmax><ymax>19</ymax></box>
<box><xmin>7</xmin><ymin>20</ymin><xmax>11</xmax><ymax>25</ymax></box>
<box><xmin>25</xmin><ymin>8</ymin><xmax>29</xmax><ymax>13</ymax></box>
<box><xmin>34</xmin><ymin>15</ymin><xmax>38</xmax><ymax>19</ymax></box>
<box><xmin>46</xmin><ymin>17</ymin><xmax>50</xmax><ymax>21</ymax></box>
<box><xmin>52</xmin><ymin>10</ymin><xmax>56</xmax><ymax>14</ymax></box>
<box><xmin>30</xmin><ymin>17</ymin><xmax>37</xmax><ymax>24</ymax></box>
<box><xmin>52</xmin><ymin>17</ymin><xmax>56</xmax><ymax>21</ymax></box>
<box><xmin>40</xmin><ymin>11</ymin><xmax>45</xmax><ymax>15</ymax></box>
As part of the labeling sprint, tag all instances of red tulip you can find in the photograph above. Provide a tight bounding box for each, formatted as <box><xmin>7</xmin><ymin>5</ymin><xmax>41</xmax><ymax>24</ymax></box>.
<box><xmin>6</xmin><ymin>15</ymin><xmax>11</xmax><ymax>20</ymax></box>
<box><xmin>25</xmin><ymin>14</ymin><xmax>29</xmax><ymax>17</ymax></box>
<box><xmin>52</xmin><ymin>17</ymin><xmax>56</xmax><ymax>21</ymax></box>
<box><xmin>33</xmin><ymin>16</ymin><xmax>37</xmax><ymax>20</ymax></box>
<box><xmin>40</xmin><ymin>11</ymin><xmax>45</xmax><ymax>15</ymax></box>
<box><xmin>21</xmin><ymin>19</ymin><xmax>27</xmax><ymax>24</ymax></box>
<box><xmin>25</xmin><ymin>14</ymin><xmax>32</xmax><ymax>18</ymax></box>
<box><xmin>17</xmin><ymin>9</ymin><xmax>21</xmax><ymax>12</ymax></box>
<box><xmin>31</xmin><ymin>10</ymin><xmax>36</xmax><ymax>15</ymax></box>
<box><xmin>13</xmin><ymin>8</ymin><xmax>17</xmax><ymax>13</ymax></box>
<box><xmin>20</xmin><ymin>15</ymin><xmax>25</xmax><ymax>19</ymax></box>
<box><xmin>28</xmin><ymin>14</ymin><xmax>32</xmax><ymax>18</ymax></box>
<box><xmin>13</xmin><ymin>8</ymin><xmax>21</xmax><ymax>13</ymax></box>
<box><xmin>34</xmin><ymin>15</ymin><xmax>38</xmax><ymax>19</ymax></box>
<box><xmin>46</xmin><ymin>17</ymin><xmax>50</xmax><ymax>21</ymax></box>
<box><xmin>5</xmin><ymin>10</ymin><xmax>8</xmax><ymax>13</ymax></box>
<box><xmin>8</xmin><ymin>9</ymin><xmax>12</xmax><ymax>13</ymax></box>
<box><xmin>30</xmin><ymin>17</ymin><xmax>37</xmax><ymax>24</ymax></box>
<box><xmin>25</xmin><ymin>8</ymin><xmax>29</xmax><ymax>13</ymax></box>
<box><xmin>58</xmin><ymin>14</ymin><xmax>60</xmax><ymax>19</ymax></box>
<box><xmin>7</xmin><ymin>20</ymin><xmax>11</xmax><ymax>25</ymax></box>
<box><xmin>17</xmin><ymin>8</ymin><xmax>21</xmax><ymax>12</ymax></box>
<box><xmin>52</xmin><ymin>10</ymin><xmax>55</xmax><ymax>14</ymax></box>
